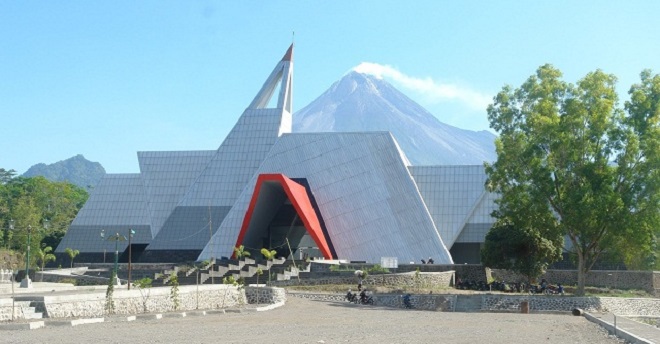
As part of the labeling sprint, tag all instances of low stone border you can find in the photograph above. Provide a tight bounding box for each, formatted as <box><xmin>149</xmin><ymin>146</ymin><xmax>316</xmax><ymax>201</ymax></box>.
<box><xmin>0</xmin><ymin>298</ymin><xmax>285</xmax><ymax>331</ymax></box>
<box><xmin>273</xmin><ymin>271</ymin><xmax>454</xmax><ymax>289</ymax></box>
<box><xmin>288</xmin><ymin>291</ymin><xmax>660</xmax><ymax>315</ymax></box>
<box><xmin>583</xmin><ymin>312</ymin><xmax>654</xmax><ymax>344</ymax></box>
<box><xmin>287</xmin><ymin>291</ymin><xmax>455</xmax><ymax>311</ymax></box>
<box><xmin>1</xmin><ymin>321</ymin><xmax>45</xmax><ymax>330</ymax></box>
<box><xmin>482</xmin><ymin>294</ymin><xmax>660</xmax><ymax>315</ymax></box>
<box><xmin>255</xmin><ymin>300</ymin><xmax>286</xmax><ymax>312</ymax></box>
<box><xmin>0</xmin><ymin>285</ymin><xmax>287</xmax><ymax>324</ymax></box>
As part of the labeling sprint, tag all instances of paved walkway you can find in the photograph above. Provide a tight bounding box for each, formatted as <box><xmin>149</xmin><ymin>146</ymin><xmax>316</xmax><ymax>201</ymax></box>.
<box><xmin>4</xmin><ymin>282</ymin><xmax>660</xmax><ymax>343</ymax></box>
<box><xmin>587</xmin><ymin>312</ymin><xmax>660</xmax><ymax>344</ymax></box>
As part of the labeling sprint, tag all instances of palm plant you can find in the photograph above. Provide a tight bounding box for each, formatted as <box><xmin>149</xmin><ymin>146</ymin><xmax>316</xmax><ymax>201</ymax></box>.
<box><xmin>260</xmin><ymin>248</ymin><xmax>277</xmax><ymax>284</ymax></box>
<box><xmin>35</xmin><ymin>244</ymin><xmax>56</xmax><ymax>281</ymax></box>
<box><xmin>64</xmin><ymin>248</ymin><xmax>79</xmax><ymax>268</ymax></box>
<box><xmin>233</xmin><ymin>245</ymin><xmax>250</xmax><ymax>259</ymax></box>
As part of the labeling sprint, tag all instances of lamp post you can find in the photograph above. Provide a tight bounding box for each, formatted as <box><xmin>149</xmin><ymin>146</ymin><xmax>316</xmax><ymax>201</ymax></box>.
<box><xmin>100</xmin><ymin>230</ymin><xmax>126</xmax><ymax>286</ymax></box>
<box><xmin>8</xmin><ymin>219</ymin><xmax>36</xmax><ymax>289</ymax></box>
<box><xmin>128</xmin><ymin>228</ymin><xmax>135</xmax><ymax>290</ymax></box>
<box><xmin>23</xmin><ymin>225</ymin><xmax>32</xmax><ymax>288</ymax></box>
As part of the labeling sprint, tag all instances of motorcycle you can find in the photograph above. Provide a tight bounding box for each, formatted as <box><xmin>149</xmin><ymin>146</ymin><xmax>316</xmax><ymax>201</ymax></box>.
<box><xmin>346</xmin><ymin>290</ymin><xmax>358</xmax><ymax>303</ymax></box>
<box><xmin>402</xmin><ymin>294</ymin><xmax>413</xmax><ymax>309</ymax></box>
<box><xmin>357</xmin><ymin>292</ymin><xmax>375</xmax><ymax>305</ymax></box>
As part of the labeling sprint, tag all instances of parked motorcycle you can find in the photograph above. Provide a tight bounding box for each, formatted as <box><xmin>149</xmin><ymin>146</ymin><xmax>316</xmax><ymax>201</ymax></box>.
<box><xmin>357</xmin><ymin>290</ymin><xmax>374</xmax><ymax>305</ymax></box>
<box><xmin>346</xmin><ymin>290</ymin><xmax>358</xmax><ymax>303</ymax></box>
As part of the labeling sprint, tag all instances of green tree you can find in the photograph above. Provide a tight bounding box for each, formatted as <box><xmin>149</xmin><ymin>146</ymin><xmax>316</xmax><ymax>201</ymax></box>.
<box><xmin>486</xmin><ymin>65</ymin><xmax>660</xmax><ymax>295</ymax></box>
<box><xmin>260</xmin><ymin>248</ymin><xmax>277</xmax><ymax>284</ymax></box>
<box><xmin>481</xmin><ymin>222</ymin><xmax>562</xmax><ymax>283</ymax></box>
<box><xmin>135</xmin><ymin>277</ymin><xmax>153</xmax><ymax>312</ymax></box>
<box><xmin>11</xmin><ymin>197</ymin><xmax>42</xmax><ymax>254</ymax></box>
<box><xmin>64</xmin><ymin>247</ymin><xmax>80</xmax><ymax>268</ymax></box>
<box><xmin>0</xmin><ymin>168</ymin><xmax>16</xmax><ymax>184</ymax></box>
<box><xmin>169</xmin><ymin>273</ymin><xmax>180</xmax><ymax>310</ymax></box>
<box><xmin>0</xmin><ymin>175</ymin><xmax>88</xmax><ymax>251</ymax></box>
<box><xmin>105</xmin><ymin>270</ymin><xmax>116</xmax><ymax>314</ymax></box>
<box><xmin>233</xmin><ymin>245</ymin><xmax>250</xmax><ymax>259</ymax></box>
<box><xmin>35</xmin><ymin>244</ymin><xmax>56</xmax><ymax>280</ymax></box>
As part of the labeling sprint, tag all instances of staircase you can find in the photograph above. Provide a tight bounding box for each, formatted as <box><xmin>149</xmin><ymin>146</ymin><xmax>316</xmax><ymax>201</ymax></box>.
<box><xmin>0</xmin><ymin>300</ymin><xmax>44</xmax><ymax>321</ymax></box>
<box><xmin>153</xmin><ymin>257</ymin><xmax>307</xmax><ymax>286</ymax></box>
<box><xmin>275</xmin><ymin>263</ymin><xmax>310</xmax><ymax>281</ymax></box>
<box><xmin>453</xmin><ymin>295</ymin><xmax>482</xmax><ymax>312</ymax></box>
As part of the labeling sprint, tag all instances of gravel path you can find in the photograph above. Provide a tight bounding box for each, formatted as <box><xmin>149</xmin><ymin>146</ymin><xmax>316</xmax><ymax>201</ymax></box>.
<box><xmin>3</xmin><ymin>297</ymin><xmax>626</xmax><ymax>344</ymax></box>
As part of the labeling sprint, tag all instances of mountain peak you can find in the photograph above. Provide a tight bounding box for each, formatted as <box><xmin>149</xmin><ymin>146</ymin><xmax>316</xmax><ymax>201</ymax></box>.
<box><xmin>293</xmin><ymin>71</ymin><xmax>496</xmax><ymax>165</ymax></box>
<box><xmin>331</xmin><ymin>71</ymin><xmax>383</xmax><ymax>99</ymax></box>
<box><xmin>22</xmin><ymin>155</ymin><xmax>105</xmax><ymax>189</ymax></box>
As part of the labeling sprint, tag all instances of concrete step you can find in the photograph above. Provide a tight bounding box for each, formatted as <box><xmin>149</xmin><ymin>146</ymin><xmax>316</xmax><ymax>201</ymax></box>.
<box><xmin>454</xmin><ymin>295</ymin><xmax>482</xmax><ymax>312</ymax></box>
<box><xmin>199</xmin><ymin>273</ymin><xmax>210</xmax><ymax>284</ymax></box>
<box><xmin>185</xmin><ymin>267</ymin><xmax>198</xmax><ymax>277</ymax></box>
<box><xmin>23</xmin><ymin>312</ymin><xmax>44</xmax><ymax>320</ymax></box>
<box><xmin>2</xmin><ymin>302</ymin><xmax>45</xmax><ymax>320</ymax></box>
<box><xmin>240</xmin><ymin>270</ymin><xmax>255</xmax><ymax>278</ymax></box>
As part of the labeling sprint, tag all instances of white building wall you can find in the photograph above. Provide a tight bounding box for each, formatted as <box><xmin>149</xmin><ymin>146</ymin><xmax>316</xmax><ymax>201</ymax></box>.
<box><xmin>199</xmin><ymin>132</ymin><xmax>453</xmax><ymax>264</ymax></box>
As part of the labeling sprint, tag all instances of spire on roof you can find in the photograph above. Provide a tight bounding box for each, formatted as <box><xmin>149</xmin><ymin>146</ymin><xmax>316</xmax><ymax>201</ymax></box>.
<box><xmin>248</xmin><ymin>44</ymin><xmax>294</xmax><ymax>114</ymax></box>
<box><xmin>282</xmin><ymin>43</ymin><xmax>294</xmax><ymax>62</ymax></box>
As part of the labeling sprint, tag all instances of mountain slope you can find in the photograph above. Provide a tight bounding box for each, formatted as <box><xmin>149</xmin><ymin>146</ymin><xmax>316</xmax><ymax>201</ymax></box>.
<box><xmin>22</xmin><ymin>154</ymin><xmax>105</xmax><ymax>189</ymax></box>
<box><xmin>293</xmin><ymin>71</ymin><xmax>496</xmax><ymax>165</ymax></box>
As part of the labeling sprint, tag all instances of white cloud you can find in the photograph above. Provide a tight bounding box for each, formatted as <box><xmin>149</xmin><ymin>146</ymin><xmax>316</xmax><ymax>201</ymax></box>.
<box><xmin>353</xmin><ymin>62</ymin><xmax>492</xmax><ymax>111</ymax></box>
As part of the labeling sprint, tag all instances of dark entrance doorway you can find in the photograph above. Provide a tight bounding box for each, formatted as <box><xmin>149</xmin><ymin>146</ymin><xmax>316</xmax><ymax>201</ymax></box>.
<box><xmin>235</xmin><ymin>174</ymin><xmax>335</xmax><ymax>260</ymax></box>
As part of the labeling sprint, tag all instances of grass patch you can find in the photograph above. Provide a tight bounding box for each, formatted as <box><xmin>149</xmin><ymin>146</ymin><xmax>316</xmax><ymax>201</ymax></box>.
<box><xmin>582</xmin><ymin>287</ymin><xmax>653</xmax><ymax>298</ymax></box>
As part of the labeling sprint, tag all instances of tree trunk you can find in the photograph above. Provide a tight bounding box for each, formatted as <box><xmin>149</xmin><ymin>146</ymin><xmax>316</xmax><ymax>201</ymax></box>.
<box><xmin>576</xmin><ymin>252</ymin><xmax>586</xmax><ymax>296</ymax></box>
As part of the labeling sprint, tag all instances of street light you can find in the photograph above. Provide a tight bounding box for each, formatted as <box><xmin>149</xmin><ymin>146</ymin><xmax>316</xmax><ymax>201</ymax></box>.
<box><xmin>8</xmin><ymin>219</ymin><xmax>35</xmax><ymax>289</ymax></box>
<box><xmin>128</xmin><ymin>228</ymin><xmax>135</xmax><ymax>290</ymax></box>
<box><xmin>100</xmin><ymin>229</ymin><xmax>126</xmax><ymax>286</ymax></box>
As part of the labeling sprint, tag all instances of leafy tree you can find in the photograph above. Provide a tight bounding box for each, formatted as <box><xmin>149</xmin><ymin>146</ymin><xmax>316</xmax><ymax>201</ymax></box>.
<box><xmin>0</xmin><ymin>174</ymin><xmax>88</xmax><ymax>251</ymax></box>
<box><xmin>64</xmin><ymin>247</ymin><xmax>80</xmax><ymax>268</ymax></box>
<box><xmin>0</xmin><ymin>168</ymin><xmax>16</xmax><ymax>184</ymax></box>
<box><xmin>255</xmin><ymin>267</ymin><xmax>264</xmax><ymax>305</ymax></box>
<box><xmin>233</xmin><ymin>245</ymin><xmax>250</xmax><ymax>259</ymax></box>
<box><xmin>105</xmin><ymin>269</ymin><xmax>116</xmax><ymax>314</ymax></box>
<box><xmin>10</xmin><ymin>198</ymin><xmax>42</xmax><ymax>256</ymax></box>
<box><xmin>486</xmin><ymin>65</ymin><xmax>660</xmax><ymax>295</ymax></box>
<box><xmin>169</xmin><ymin>273</ymin><xmax>180</xmax><ymax>310</ymax></box>
<box><xmin>255</xmin><ymin>267</ymin><xmax>263</xmax><ymax>286</ymax></box>
<box><xmin>135</xmin><ymin>277</ymin><xmax>153</xmax><ymax>312</ymax></box>
<box><xmin>35</xmin><ymin>244</ymin><xmax>56</xmax><ymax>280</ymax></box>
<box><xmin>481</xmin><ymin>222</ymin><xmax>562</xmax><ymax>283</ymax></box>
<box><xmin>260</xmin><ymin>248</ymin><xmax>277</xmax><ymax>284</ymax></box>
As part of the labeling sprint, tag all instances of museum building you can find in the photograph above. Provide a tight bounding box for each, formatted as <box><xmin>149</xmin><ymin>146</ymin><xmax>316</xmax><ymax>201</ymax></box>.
<box><xmin>56</xmin><ymin>45</ymin><xmax>497</xmax><ymax>265</ymax></box>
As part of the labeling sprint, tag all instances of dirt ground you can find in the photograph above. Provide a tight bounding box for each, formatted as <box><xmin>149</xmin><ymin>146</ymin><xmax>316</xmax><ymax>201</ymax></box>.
<box><xmin>3</xmin><ymin>297</ymin><xmax>626</xmax><ymax>344</ymax></box>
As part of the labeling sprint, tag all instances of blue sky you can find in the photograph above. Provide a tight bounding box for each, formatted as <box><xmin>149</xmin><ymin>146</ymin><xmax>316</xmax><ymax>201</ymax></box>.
<box><xmin>2</xmin><ymin>1</ymin><xmax>659</xmax><ymax>174</ymax></box>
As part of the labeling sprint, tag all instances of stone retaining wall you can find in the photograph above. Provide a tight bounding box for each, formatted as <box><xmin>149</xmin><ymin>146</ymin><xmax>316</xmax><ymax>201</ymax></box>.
<box><xmin>311</xmin><ymin>263</ymin><xmax>660</xmax><ymax>294</ymax></box>
<box><xmin>244</xmin><ymin>286</ymin><xmax>287</xmax><ymax>304</ymax></box>
<box><xmin>288</xmin><ymin>291</ymin><xmax>456</xmax><ymax>311</ymax></box>
<box><xmin>482</xmin><ymin>294</ymin><xmax>660</xmax><ymax>316</ymax></box>
<box><xmin>0</xmin><ymin>299</ymin><xmax>33</xmax><ymax>321</ymax></box>
<box><xmin>273</xmin><ymin>271</ymin><xmax>454</xmax><ymax>289</ymax></box>
<box><xmin>20</xmin><ymin>284</ymin><xmax>248</xmax><ymax>319</ymax></box>
<box><xmin>309</xmin><ymin>263</ymin><xmax>486</xmax><ymax>282</ymax></box>
<box><xmin>37</xmin><ymin>271</ymin><xmax>109</xmax><ymax>286</ymax></box>
<box><xmin>490</xmin><ymin>269</ymin><xmax>660</xmax><ymax>293</ymax></box>
<box><xmin>288</xmin><ymin>291</ymin><xmax>660</xmax><ymax>315</ymax></box>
